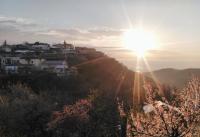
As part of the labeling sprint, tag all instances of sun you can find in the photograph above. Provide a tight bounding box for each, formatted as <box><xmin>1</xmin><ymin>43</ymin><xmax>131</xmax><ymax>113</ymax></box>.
<box><xmin>123</xmin><ymin>29</ymin><xmax>157</xmax><ymax>57</ymax></box>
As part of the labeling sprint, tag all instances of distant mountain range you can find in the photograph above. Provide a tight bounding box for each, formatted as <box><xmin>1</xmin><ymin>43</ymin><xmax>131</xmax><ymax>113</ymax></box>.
<box><xmin>144</xmin><ymin>68</ymin><xmax>200</xmax><ymax>89</ymax></box>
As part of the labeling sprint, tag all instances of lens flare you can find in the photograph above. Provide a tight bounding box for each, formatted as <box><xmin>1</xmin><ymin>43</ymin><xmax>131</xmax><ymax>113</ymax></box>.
<box><xmin>123</xmin><ymin>29</ymin><xmax>157</xmax><ymax>57</ymax></box>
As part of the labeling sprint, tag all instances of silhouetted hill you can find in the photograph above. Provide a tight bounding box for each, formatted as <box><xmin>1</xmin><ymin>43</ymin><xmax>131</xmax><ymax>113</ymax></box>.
<box><xmin>145</xmin><ymin>68</ymin><xmax>200</xmax><ymax>89</ymax></box>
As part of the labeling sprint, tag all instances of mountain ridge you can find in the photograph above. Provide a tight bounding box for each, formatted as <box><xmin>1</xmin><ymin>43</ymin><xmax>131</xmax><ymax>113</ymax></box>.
<box><xmin>144</xmin><ymin>68</ymin><xmax>200</xmax><ymax>89</ymax></box>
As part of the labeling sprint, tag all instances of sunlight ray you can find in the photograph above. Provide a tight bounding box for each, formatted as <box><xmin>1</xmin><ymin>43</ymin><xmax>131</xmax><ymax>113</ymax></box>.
<box><xmin>133</xmin><ymin>57</ymin><xmax>142</xmax><ymax>106</ymax></box>
<box><xmin>119</xmin><ymin>0</ymin><xmax>133</xmax><ymax>28</ymax></box>
<box><xmin>142</xmin><ymin>57</ymin><xmax>162</xmax><ymax>93</ymax></box>
<box><xmin>115</xmin><ymin>71</ymin><xmax>126</xmax><ymax>98</ymax></box>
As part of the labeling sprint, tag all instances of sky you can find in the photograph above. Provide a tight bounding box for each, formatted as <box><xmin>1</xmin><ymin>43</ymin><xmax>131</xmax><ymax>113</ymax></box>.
<box><xmin>0</xmin><ymin>0</ymin><xmax>200</xmax><ymax>71</ymax></box>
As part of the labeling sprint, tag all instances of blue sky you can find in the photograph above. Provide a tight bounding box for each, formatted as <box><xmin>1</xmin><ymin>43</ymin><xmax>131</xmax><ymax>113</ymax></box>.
<box><xmin>0</xmin><ymin>0</ymin><xmax>200</xmax><ymax>70</ymax></box>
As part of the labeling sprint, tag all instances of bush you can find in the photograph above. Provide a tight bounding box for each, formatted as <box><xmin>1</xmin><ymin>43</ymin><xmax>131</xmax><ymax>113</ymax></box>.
<box><xmin>0</xmin><ymin>84</ymin><xmax>51</xmax><ymax>137</ymax></box>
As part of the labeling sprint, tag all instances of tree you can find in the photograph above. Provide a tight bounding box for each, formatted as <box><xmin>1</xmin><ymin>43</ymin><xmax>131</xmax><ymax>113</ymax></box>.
<box><xmin>0</xmin><ymin>84</ymin><xmax>51</xmax><ymax>137</ymax></box>
<box><xmin>47</xmin><ymin>99</ymin><xmax>91</xmax><ymax>137</ymax></box>
<box><xmin>128</xmin><ymin>77</ymin><xmax>200</xmax><ymax>137</ymax></box>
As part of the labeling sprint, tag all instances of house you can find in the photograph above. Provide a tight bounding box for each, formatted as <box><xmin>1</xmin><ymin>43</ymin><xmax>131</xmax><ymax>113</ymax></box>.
<box><xmin>0</xmin><ymin>55</ymin><xmax>22</xmax><ymax>74</ymax></box>
<box><xmin>12</xmin><ymin>44</ymin><xmax>34</xmax><ymax>54</ymax></box>
<box><xmin>49</xmin><ymin>47</ymin><xmax>63</xmax><ymax>54</ymax></box>
<box><xmin>1</xmin><ymin>46</ymin><xmax>12</xmax><ymax>53</ymax></box>
<box><xmin>41</xmin><ymin>58</ymin><xmax>68</xmax><ymax>76</ymax></box>
<box><xmin>14</xmin><ymin>50</ymin><xmax>34</xmax><ymax>54</ymax></box>
<box><xmin>0</xmin><ymin>41</ymin><xmax>75</xmax><ymax>76</ymax></box>
<box><xmin>32</xmin><ymin>42</ymin><xmax>50</xmax><ymax>50</ymax></box>
<box><xmin>0</xmin><ymin>56</ymin><xmax>20</xmax><ymax>69</ymax></box>
<box><xmin>13</xmin><ymin>44</ymin><xmax>30</xmax><ymax>50</ymax></box>
<box><xmin>53</xmin><ymin>41</ymin><xmax>76</xmax><ymax>54</ymax></box>
<box><xmin>3</xmin><ymin>65</ymin><xmax>18</xmax><ymax>74</ymax></box>
<box><xmin>4</xmin><ymin>64</ymin><xmax>34</xmax><ymax>74</ymax></box>
<box><xmin>0</xmin><ymin>55</ymin><xmax>18</xmax><ymax>73</ymax></box>
<box><xmin>19</xmin><ymin>56</ymin><xmax>45</xmax><ymax>68</ymax></box>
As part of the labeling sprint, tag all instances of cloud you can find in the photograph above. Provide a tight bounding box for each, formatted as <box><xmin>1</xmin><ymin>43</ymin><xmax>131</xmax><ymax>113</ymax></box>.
<box><xmin>0</xmin><ymin>15</ymin><xmax>123</xmax><ymax>47</ymax></box>
<box><xmin>0</xmin><ymin>16</ymin><xmax>38</xmax><ymax>29</ymax></box>
<box><xmin>38</xmin><ymin>28</ymin><xmax>122</xmax><ymax>38</ymax></box>
<box><xmin>88</xmin><ymin>28</ymin><xmax>122</xmax><ymax>36</ymax></box>
<box><xmin>0</xmin><ymin>16</ymin><xmax>37</xmax><ymax>43</ymax></box>
<box><xmin>36</xmin><ymin>28</ymin><xmax>123</xmax><ymax>46</ymax></box>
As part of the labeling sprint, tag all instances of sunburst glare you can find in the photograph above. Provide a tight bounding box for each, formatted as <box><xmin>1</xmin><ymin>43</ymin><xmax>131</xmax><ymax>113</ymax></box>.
<box><xmin>122</xmin><ymin>28</ymin><xmax>157</xmax><ymax>58</ymax></box>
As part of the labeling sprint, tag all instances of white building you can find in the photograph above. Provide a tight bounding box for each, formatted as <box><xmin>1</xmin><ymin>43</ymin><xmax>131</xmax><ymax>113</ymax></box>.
<box><xmin>3</xmin><ymin>65</ymin><xmax>18</xmax><ymax>74</ymax></box>
<box><xmin>1</xmin><ymin>46</ymin><xmax>12</xmax><ymax>52</ymax></box>
<box><xmin>52</xmin><ymin>41</ymin><xmax>76</xmax><ymax>54</ymax></box>
<box><xmin>19</xmin><ymin>57</ymin><xmax>45</xmax><ymax>67</ymax></box>
<box><xmin>14</xmin><ymin>50</ymin><xmax>34</xmax><ymax>54</ymax></box>
<box><xmin>0</xmin><ymin>56</ymin><xmax>20</xmax><ymax>68</ymax></box>
<box><xmin>41</xmin><ymin>59</ymin><xmax>68</xmax><ymax>75</ymax></box>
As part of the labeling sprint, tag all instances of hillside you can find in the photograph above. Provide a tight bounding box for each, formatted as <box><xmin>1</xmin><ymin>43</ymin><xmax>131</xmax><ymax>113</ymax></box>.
<box><xmin>145</xmin><ymin>68</ymin><xmax>200</xmax><ymax>89</ymax></box>
<box><xmin>0</xmin><ymin>51</ymin><xmax>136</xmax><ymax>137</ymax></box>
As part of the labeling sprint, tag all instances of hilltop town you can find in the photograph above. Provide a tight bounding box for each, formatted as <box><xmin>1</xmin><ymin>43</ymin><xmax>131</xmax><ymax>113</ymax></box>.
<box><xmin>0</xmin><ymin>40</ymin><xmax>104</xmax><ymax>76</ymax></box>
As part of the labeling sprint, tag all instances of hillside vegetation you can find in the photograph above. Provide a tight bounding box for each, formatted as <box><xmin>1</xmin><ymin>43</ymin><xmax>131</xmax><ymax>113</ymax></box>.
<box><xmin>1</xmin><ymin>52</ymin><xmax>199</xmax><ymax>137</ymax></box>
<box><xmin>0</xmin><ymin>54</ymin><xmax>135</xmax><ymax>137</ymax></box>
